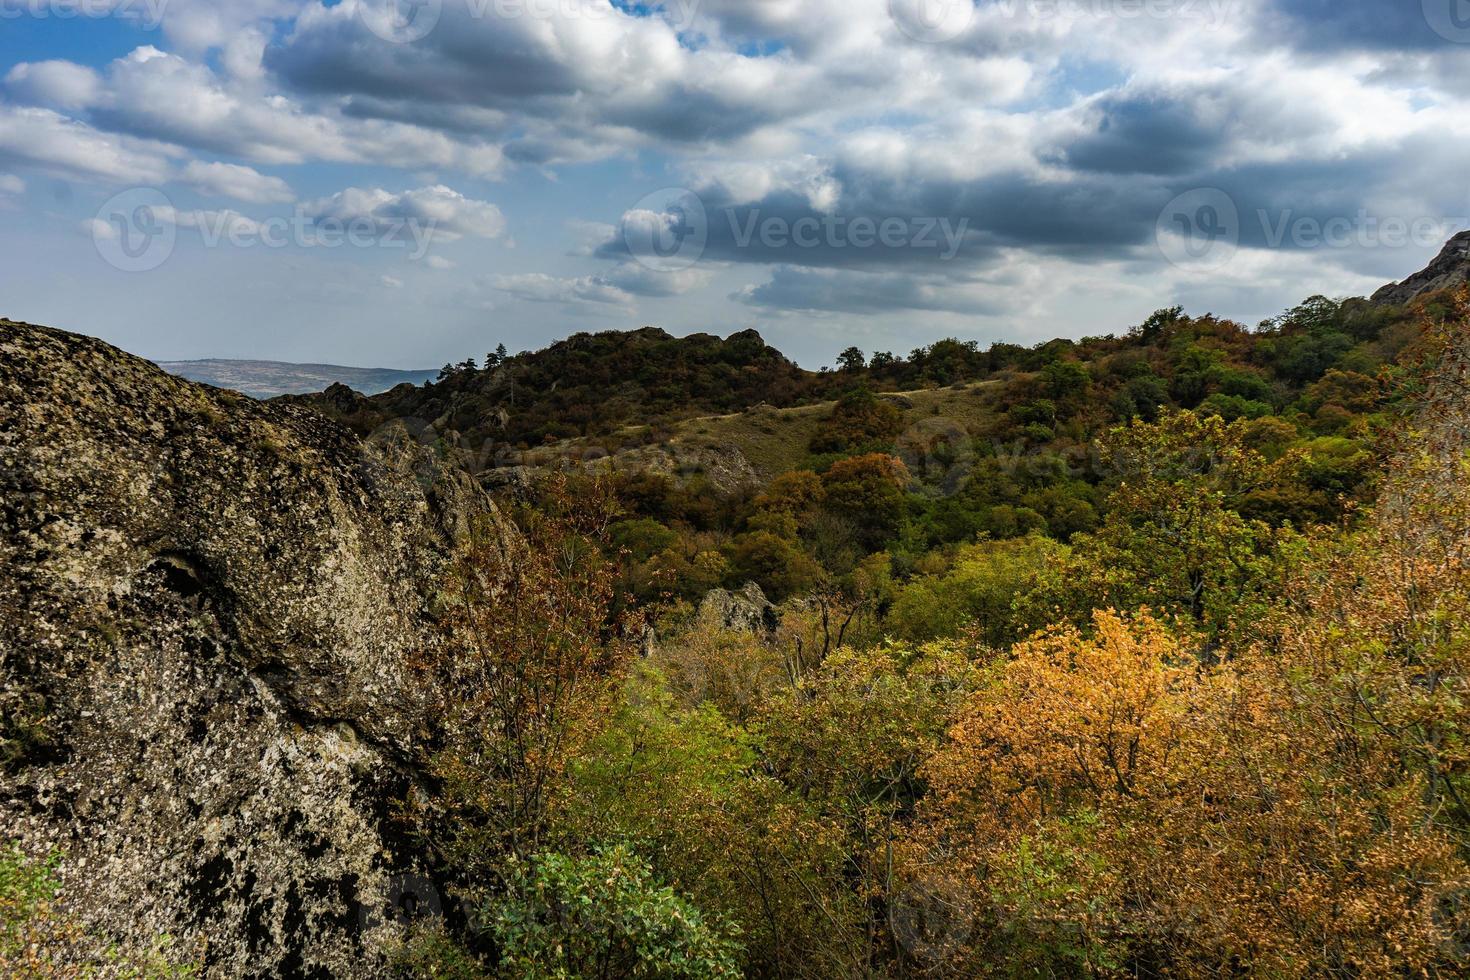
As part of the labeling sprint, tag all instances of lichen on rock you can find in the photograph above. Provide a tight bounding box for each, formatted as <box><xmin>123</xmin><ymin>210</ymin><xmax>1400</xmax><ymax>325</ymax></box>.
<box><xmin>0</xmin><ymin>320</ymin><xmax>498</xmax><ymax>977</ymax></box>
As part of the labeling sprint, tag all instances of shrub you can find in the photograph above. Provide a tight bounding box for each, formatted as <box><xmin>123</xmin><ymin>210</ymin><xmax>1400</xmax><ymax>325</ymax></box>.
<box><xmin>485</xmin><ymin>845</ymin><xmax>741</xmax><ymax>979</ymax></box>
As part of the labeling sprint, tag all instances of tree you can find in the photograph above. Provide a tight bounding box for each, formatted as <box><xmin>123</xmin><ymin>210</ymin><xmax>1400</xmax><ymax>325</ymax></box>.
<box><xmin>1031</xmin><ymin>411</ymin><xmax>1296</xmax><ymax>634</ymax></box>
<box><xmin>412</xmin><ymin>479</ymin><xmax>637</xmax><ymax>870</ymax></box>
<box><xmin>913</xmin><ymin>607</ymin><xmax>1470</xmax><ymax>976</ymax></box>
<box><xmin>886</xmin><ymin>535</ymin><xmax>1064</xmax><ymax>645</ymax></box>
<box><xmin>486</xmin><ymin>845</ymin><xmax>742</xmax><ymax>979</ymax></box>
<box><xmin>726</xmin><ymin>531</ymin><xmax>824</xmax><ymax>601</ymax></box>
<box><xmin>1041</xmin><ymin>359</ymin><xmax>1091</xmax><ymax>402</ymax></box>
<box><xmin>837</xmin><ymin>347</ymin><xmax>867</xmax><ymax>372</ymax></box>
<box><xmin>809</xmin><ymin>388</ymin><xmax>904</xmax><ymax>455</ymax></box>
<box><xmin>820</xmin><ymin>453</ymin><xmax>911</xmax><ymax>551</ymax></box>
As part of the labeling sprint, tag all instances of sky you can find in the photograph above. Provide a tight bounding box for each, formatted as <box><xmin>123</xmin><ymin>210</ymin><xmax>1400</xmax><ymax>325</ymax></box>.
<box><xmin>1</xmin><ymin>0</ymin><xmax>1469</xmax><ymax>369</ymax></box>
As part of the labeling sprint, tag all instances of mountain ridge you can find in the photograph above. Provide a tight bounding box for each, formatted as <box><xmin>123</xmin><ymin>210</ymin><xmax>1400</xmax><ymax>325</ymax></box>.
<box><xmin>155</xmin><ymin>358</ymin><xmax>440</xmax><ymax>398</ymax></box>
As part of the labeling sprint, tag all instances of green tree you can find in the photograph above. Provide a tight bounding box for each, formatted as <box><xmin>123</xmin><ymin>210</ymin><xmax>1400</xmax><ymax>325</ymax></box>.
<box><xmin>820</xmin><ymin>453</ymin><xmax>911</xmax><ymax>551</ymax></box>
<box><xmin>487</xmin><ymin>845</ymin><xmax>741</xmax><ymax>979</ymax></box>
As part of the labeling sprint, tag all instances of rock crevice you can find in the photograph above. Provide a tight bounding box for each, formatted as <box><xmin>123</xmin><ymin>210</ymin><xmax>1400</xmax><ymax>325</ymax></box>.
<box><xmin>0</xmin><ymin>320</ymin><xmax>494</xmax><ymax>976</ymax></box>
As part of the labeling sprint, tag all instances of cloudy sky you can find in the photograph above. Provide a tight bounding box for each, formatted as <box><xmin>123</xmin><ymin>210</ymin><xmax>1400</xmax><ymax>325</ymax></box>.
<box><xmin>1</xmin><ymin>0</ymin><xmax>1468</xmax><ymax>368</ymax></box>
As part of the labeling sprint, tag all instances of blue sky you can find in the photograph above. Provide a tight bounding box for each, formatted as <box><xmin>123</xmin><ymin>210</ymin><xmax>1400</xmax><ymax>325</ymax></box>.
<box><xmin>1</xmin><ymin>0</ymin><xmax>1469</xmax><ymax>368</ymax></box>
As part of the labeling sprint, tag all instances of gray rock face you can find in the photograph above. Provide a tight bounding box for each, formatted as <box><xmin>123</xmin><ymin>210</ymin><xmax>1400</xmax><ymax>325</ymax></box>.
<box><xmin>697</xmin><ymin>583</ymin><xmax>779</xmax><ymax>635</ymax></box>
<box><xmin>1372</xmin><ymin>231</ymin><xmax>1470</xmax><ymax>306</ymax></box>
<box><xmin>0</xmin><ymin>321</ymin><xmax>493</xmax><ymax>976</ymax></box>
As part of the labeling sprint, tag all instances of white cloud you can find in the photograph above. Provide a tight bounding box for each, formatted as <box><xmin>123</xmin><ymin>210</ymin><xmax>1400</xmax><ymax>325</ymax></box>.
<box><xmin>4</xmin><ymin>48</ymin><xmax>508</xmax><ymax>177</ymax></box>
<box><xmin>4</xmin><ymin>60</ymin><xmax>101</xmax><ymax>111</ymax></box>
<box><xmin>179</xmin><ymin>160</ymin><xmax>294</xmax><ymax>203</ymax></box>
<box><xmin>491</xmin><ymin>272</ymin><xmax>635</xmax><ymax>308</ymax></box>
<box><xmin>0</xmin><ymin>106</ymin><xmax>176</xmax><ymax>184</ymax></box>
<box><xmin>303</xmin><ymin>185</ymin><xmax>507</xmax><ymax>241</ymax></box>
<box><xmin>82</xmin><ymin>216</ymin><xmax>117</xmax><ymax>241</ymax></box>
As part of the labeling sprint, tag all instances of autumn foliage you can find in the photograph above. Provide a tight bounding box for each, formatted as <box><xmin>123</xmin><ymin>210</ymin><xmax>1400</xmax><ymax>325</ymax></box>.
<box><xmin>393</xmin><ymin>294</ymin><xmax>1470</xmax><ymax>978</ymax></box>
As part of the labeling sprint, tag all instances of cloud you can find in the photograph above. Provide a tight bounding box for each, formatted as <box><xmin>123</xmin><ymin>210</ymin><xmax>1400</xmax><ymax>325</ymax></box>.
<box><xmin>599</xmin><ymin>262</ymin><xmax>714</xmax><ymax>297</ymax></box>
<box><xmin>1255</xmin><ymin>0</ymin><xmax>1455</xmax><ymax>52</ymax></box>
<box><xmin>302</xmin><ymin>185</ymin><xmax>507</xmax><ymax>241</ymax></box>
<box><xmin>5</xmin><ymin>0</ymin><xmax>1470</xmax><ymax>338</ymax></box>
<box><xmin>0</xmin><ymin>106</ymin><xmax>176</xmax><ymax>184</ymax></box>
<box><xmin>734</xmin><ymin>266</ymin><xmax>1007</xmax><ymax>316</ymax></box>
<box><xmin>4</xmin><ymin>48</ymin><xmax>508</xmax><ymax>177</ymax></box>
<box><xmin>0</xmin><ymin>174</ymin><xmax>23</xmax><ymax>195</ymax></box>
<box><xmin>5</xmin><ymin>60</ymin><xmax>101</xmax><ymax>111</ymax></box>
<box><xmin>179</xmin><ymin>160</ymin><xmax>294</xmax><ymax>203</ymax></box>
<box><xmin>490</xmin><ymin>272</ymin><xmax>635</xmax><ymax>308</ymax></box>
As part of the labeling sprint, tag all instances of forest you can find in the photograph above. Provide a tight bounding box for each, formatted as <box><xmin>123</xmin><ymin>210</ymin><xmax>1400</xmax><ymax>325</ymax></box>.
<box><xmin>375</xmin><ymin>288</ymin><xmax>1470</xmax><ymax>975</ymax></box>
<box><xmin>8</xmin><ymin>289</ymin><xmax>1470</xmax><ymax>978</ymax></box>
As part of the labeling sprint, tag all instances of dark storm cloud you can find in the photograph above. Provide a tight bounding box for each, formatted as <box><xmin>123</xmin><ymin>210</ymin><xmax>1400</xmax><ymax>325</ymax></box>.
<box><xmin>1059</xmin><ymin>93</ymin><xmax>1227</xmax><ymax>176</ymax></box>
<box><xmin>1256</xmin><ymin>0</ymin><xmax>1461</xmax><ymax>51</ymax></box>
<box><xmin>264</xmin><ymin>2</ymin><xmax>799</xmax><ymax>147</ymax></box>
<box><xmin>734</xmin><ymin>266</ymin><xmax>1007</xmax><ymax>316</ymax></box>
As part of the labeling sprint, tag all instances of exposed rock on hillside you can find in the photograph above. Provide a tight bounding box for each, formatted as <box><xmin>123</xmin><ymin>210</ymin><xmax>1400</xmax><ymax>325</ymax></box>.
<box><xmin>0</xmin><ymin>321</ymin><xmax>496</xmax><ymax>976</ymax></box>
<box><xmin>698</xmin><ymin>583</ymin><xmax>779</xmax><ymax>635</ymax></box>
<box><xmin>1372</xmin><ymin>231</ymin><xmax>1470</xmax><ymax>305</ymax></box>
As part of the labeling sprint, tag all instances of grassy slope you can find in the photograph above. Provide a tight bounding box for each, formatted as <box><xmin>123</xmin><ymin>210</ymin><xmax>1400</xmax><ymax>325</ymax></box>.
<box><xmin>520</xmin><ymin>377</ymin><xmax>1008</xmax><ymax>481</ymax></box>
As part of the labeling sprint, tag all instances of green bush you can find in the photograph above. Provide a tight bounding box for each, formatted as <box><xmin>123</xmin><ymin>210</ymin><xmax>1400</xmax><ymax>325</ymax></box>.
<box><xmin>485</xmin><ymin>845</ymin><xmax>741</xmax><ymax>979</ymax></box>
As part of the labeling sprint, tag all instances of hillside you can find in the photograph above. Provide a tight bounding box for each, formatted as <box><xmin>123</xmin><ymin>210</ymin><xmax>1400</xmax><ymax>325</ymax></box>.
<box><xmin>296</xmin><ymin>238</ymin><xmax>1470</xmax><ymax>503</ymax></box>
<box><xmin>6</xmin><ymin>273</ymin><xmax>1470</xmax><ymax>977</ymax></box>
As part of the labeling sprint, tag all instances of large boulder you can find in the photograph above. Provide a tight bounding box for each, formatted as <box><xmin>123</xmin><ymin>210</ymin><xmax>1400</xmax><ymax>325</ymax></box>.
<box><xmin>697</xmin><ymin>582</ymin><xmax>779</xmax><ymax>635</ymax></box>
<box><xmin>0</xmin><ymin>320</ymin><xmax>496</xmax><ymax>977</ymax></box>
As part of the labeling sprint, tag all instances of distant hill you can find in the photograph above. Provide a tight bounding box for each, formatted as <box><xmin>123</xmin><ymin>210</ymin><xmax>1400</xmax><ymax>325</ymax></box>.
<box><xmin>154</xmin><ymin>359</ymin><xmax>438</xmax><ymax>398</ymax></box>
<box><xmin>291</xmin><ymin>327</ymin><xmax>849</xmax><ymax>449</ymax></box>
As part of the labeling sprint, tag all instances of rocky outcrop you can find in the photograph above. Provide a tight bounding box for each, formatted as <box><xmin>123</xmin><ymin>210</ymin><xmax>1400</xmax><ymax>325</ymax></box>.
<box><xmin>697</xmin><ymin>583</ymin><xmax>779</xmax><ymax>635</ymax></box>
<box><xmin>0</xmin><ymin>321</ymin><xmax>496</xmax><ymax>976</ymax></box>
<box><xmin>1372</xmin><ymin>231</ymin><xmax>1470</xmax><ymax>306</ymax></box>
